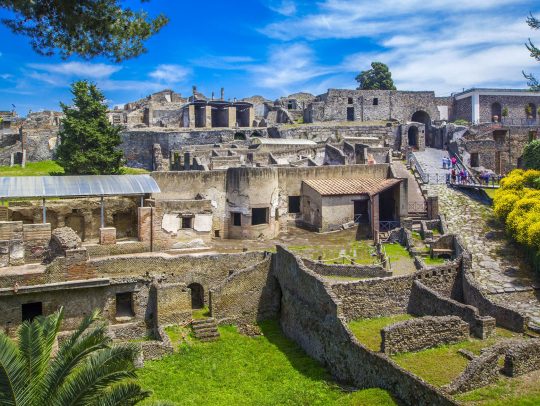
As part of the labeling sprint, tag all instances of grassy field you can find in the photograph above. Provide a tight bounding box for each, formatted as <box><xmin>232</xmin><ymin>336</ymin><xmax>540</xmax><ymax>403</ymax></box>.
<box><xmin>348</xmin><ymin>314</ymin><xmax>414</xmax><ymax>351</ymax></box>
<box><xmin>423</xmin><ymin>256</ymin><xmax>446</xmax><ymax>266</ymax></box>
<box><xmin>456</xmin><ymin>369</ymin><xmax>540</xmax><ymax>405</ymax></box>
<box><xmin>382</xmin><ymin>243</ymin><xmax>416</xmax><ymax>274</ymax></box>
<box><xmin>0</xmin><ymin>160</ymin><xmax>148</xmax><ymax>176</ymax></box>
<box><xmin>392</xmin><ymin>328</ymin><xmax>519</xmax><ymax>387</ymax></box>
<box><xmin>288</xmin><ymin>239</ymin><xmax>377</xmax><ymax>264</ymax></box>
<box><xmin>138</xmin><ymin>320</ymin><xmax>397</xmax><ymax>405</ymax></box>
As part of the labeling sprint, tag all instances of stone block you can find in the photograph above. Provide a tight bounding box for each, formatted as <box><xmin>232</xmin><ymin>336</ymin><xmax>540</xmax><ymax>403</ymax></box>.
<box><xmin>99</xmin><ymin>227</ymin><xmax>116</xmax><ymax>245</ymax></box>
<box><xmin>138</xmin><ymin>207</ymin><xmax>152</xmax><ymax>242</ymax></box>
<box><xmin>9</xmin><ymin>239</ymin><xmax>24</xmax><ymax>266</ymax></box>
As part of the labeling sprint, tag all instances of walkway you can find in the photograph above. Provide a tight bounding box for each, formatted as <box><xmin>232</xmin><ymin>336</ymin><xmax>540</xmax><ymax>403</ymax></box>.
<box><xmin>391</xmin><ymin>161</ymin><xmax>425</xmax><ymax>209</ymax></box>
<box><xmin>412</xmin><ymin>148</ymin><xmax>450</xmax><ymax>184</ymax></box>
<box><xmin>428</xmin><ymin>185</ymin><xmax>540</xmax><ymax>326</ymax></box>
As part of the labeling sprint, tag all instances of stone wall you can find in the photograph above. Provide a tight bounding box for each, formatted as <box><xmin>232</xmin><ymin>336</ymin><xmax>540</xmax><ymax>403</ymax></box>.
<box><xmin>381</xmin><ymin>316</ymin><xmax>469</xmax><ymax>355</ymax></box>
<box><xmin>503</xmin><ymin>339</ymin><xmax>540</xmax><ymax>377</ymax></box>
<box><xmin>273</xmin><ymin>246</ymin><xmax>456</xmax><ymax>405</ymax></box>
<box><xmin>210</xmin><ymin>256</ymin><xmax>280</xmax><ymax>326</ymax></box>
<box><xmin>302</xmin><ymin>258</ymin><xmax>391</xmax><ymax>278</ymax></box>
<box><xmin>408</xmin><ymin>280</ymin><xmax>495</xmax><ymax>339</ymax></box>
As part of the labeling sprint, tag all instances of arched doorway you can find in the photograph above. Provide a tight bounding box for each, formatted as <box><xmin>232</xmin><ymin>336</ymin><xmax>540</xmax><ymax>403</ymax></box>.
<box><xmin>408</xmin><ymin>126</ymin><xmax>418</xmax><ymax>147</ymax></box>
<box><xmin>188</xmin><ymin>283</ymin><xmax>204</xmax><ymax>309</ymax></box>
<box><xmin>411</xmin><ymin>111</ymin><xmax>431</xmax><ymax>127</ymax></box>
<box><xmin>491</xmin><ymin>103</ymin><xmax>502</xmax><ymax>122</ymax></box>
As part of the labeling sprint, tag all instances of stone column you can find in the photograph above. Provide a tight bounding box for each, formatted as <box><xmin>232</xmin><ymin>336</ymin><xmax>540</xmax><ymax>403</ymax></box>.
<box><xmin>228</xmin><ymin>106</ymin><xmax>236</xmax><ymax>128</ymax></box>
<box><xmin>205</xmin><ymin>106</ymin><xmax>212</xmax><ymax>128</ymax></box>
<box><xmin>188</xmin><ymin>105</ymin><xmax>195</xmax><ymax>128</ymax></box>
<box><xmin>427</xmin><ymin>194</ymin><xmax>439</xmax><ymax>220</ymax></box>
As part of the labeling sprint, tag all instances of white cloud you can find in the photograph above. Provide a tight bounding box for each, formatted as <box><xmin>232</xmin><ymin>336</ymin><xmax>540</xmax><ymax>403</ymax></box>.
<box><xmin>27</xmin><ymin>62</ymin><xmax>121</xmax><ymax>78</ymax></box>
<box><xmin>148</xmin><ymin>64</ymin><xmax>190</xmax><ymax>83</ymax></box>
<box><xmin>191</xmin><ymin>55</ymin><xmax>255</xmax><ymax>70</ymax></box>
<box><xmin>267</xmin><ymin>0</ymin><xmax>297</xmax><ymax>16</ymax></box>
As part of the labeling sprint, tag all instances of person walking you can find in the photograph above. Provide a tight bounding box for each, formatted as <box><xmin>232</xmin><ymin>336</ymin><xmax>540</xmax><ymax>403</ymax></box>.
<box><xmin>451</xmin><ymin>168</ymin><xmax>456</xmax><ymax>183</ymax></box>
<box><xmin>442</xmin><ymin>157</ymin><xmax>447</xmax><ymax>169</ymax></box>
<box><xmin>451</xmin><ymin>156</ymin><xmax>457</xmax><ymax>168</ymax></box>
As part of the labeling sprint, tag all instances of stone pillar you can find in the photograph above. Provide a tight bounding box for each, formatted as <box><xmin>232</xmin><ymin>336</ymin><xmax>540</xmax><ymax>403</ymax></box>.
<box><xmin>249</xmin><ymin>107</ymin><xmax>255</xmax><ymax>127</ymax></box>
<box><xmin>188</xmin><ymin>104</ymin><xmax>195</xmax><ymax>128</ymax></box>
<box><xmin>184</xmin><ymin>152</ymin><xmax>191</xmax><ymax>170</ymax></box>
<box><xmin>205</xmin><ymin>106</ymin><xmax>212</xmax><ymax>128</ymax></box>
<box><xmin>371</xmin><ymin>194</ymin><xmax>379</xmax><ymax>242</ymax></box>
<box><xmin>138</xmin><ymin>207</ymin><xmax>152</xmax><ymax>242</ymax></box>
<box><xmin>427</xmin><ymin>194</ymin><xmax>439</xmax><ymax>220</ymax></box>
<box><xmin>228</xmin><ymin>106</ymin><xmax>236</xmax><ymax>128</ymax></box>
<box><xmin>99</xmin><ymin>227</ymin><xmax>116</xmax><ymax>245</ymax></box>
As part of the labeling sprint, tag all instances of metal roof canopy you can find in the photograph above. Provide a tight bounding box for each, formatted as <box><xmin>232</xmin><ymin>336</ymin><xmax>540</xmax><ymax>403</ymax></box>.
<box><xmin>0</xmin><ymin>175</ymin><xmax>161</xmax><ymax>199</ymax></box>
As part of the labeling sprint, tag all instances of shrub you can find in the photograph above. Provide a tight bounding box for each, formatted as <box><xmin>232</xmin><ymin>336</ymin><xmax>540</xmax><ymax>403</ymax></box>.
<box><xmin>523</xmin><ymin>140</ymin><xmax>540</xmax><ymax>170</ymax></box>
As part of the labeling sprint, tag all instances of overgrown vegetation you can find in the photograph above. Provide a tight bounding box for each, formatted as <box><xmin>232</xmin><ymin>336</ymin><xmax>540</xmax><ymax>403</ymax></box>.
<box><xmin>524</xmin><ymin>13</ymin><xmax>540</xmax><ymax>90</ymax></box>
<box><xmin>288</xmin><ymin>239</ymin><xmax>377</xmax><ymax>264</ymax></box>
<box><xmin>523</xmin><ymin>140</ymin><xmax>540</xmax><ymax>170</ymax></box>
<box><xmin>348</xmin><ymin>314</ymin><xmax>414</xmax><ymax>351</ymax></box>
<box><xmin>492</xmin><ymin>169</ymin><xmax>540</xmax><ymax>271</ymax></box>
<box><xmin>139</xmin><ymin>320</ymin><xmax>397</xmax><ymax>405</ymax></box>
<box><xmin>356</xmin><ymin>62</ymin><xmax>396</xmax><ymax>90</ymax></box>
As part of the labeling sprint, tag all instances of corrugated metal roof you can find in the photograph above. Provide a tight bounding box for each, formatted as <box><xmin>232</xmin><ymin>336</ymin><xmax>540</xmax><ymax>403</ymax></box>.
<box><xmin>303</xmin><ymin>178</ymin><xmax>401</xmax><ymax>196</ymax></box>
<box><xmin>0</xmin><ymin>175</ymin><xmax>160</xmax><ymax>199</ymax></box>
<box><xmin>252</xmin><ymin>138</ymin><xmax>317</xmax><ymax>146</ymax></box>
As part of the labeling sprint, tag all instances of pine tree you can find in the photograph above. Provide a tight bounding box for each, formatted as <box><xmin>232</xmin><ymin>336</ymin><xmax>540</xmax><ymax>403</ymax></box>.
<box><xmin>524</xmin><ymin>13</ymin><xmax>540</xmax><ymax>90</ymax></box>
<box><xmin>0</xmin><ymin>0</ymin><xmax>167</xmax><ymax>62</ymax></box>
<box><xmin>56</xmin><ymin>81</ymin><xmax>125</xmax><ymax>175</ymax></box>
<box><xmin>355</xmin><ymin>62</ymin><xmax>397</xmax><ymax>90</ymax></box>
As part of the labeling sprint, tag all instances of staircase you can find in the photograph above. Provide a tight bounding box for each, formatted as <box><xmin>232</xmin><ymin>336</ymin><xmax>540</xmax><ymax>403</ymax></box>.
<box><xmin>191</xmin><ymin>318</ymin><xmax>220</xmax><ymax>342</ymax></box>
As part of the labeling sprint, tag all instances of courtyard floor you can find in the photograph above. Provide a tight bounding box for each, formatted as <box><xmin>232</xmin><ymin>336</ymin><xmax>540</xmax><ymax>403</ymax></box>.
<box><xmin>137</xmin><ymin>320</ymin><xmax>397</xmax><ymax>406</ymax></box>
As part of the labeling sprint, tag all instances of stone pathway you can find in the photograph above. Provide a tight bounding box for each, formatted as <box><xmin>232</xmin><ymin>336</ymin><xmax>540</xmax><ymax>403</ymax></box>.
<box><xmin>392</xmin><ymin>161</ymin><xmax>425</xmax><ymax>207</ymax></box>
<box><xmin>412</xmin><ymin>148</ymin><xmax>451</xmax><ymax>184</ymax></box>
<box><xmin>428</xmin><ymin>184</ymin><xmax>540</xmax><ymax>325</ymax></box>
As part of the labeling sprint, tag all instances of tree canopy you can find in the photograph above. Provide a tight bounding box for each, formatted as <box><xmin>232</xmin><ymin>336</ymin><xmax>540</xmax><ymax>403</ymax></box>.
<box><xmin>523</xmin><ymin>140</ymin><xmax>540</xmax><ymax>170</ymax></box>
<box><xmin>355</xmin><ymin>62</ymin><xmax>396</xmax><ymax>90</ymax></box>
<box><xmin>524</xmin><ymin>13</ymin><xmax>540</xmax><ymax>90</ymax></box>
<box><xmin>0</xmin><ymin>308</ymin><xmax>149</xmax><ymax>405</ymax></box>
<box><xmin>56</xmin><ymin>81</ymin><xmax>125</xmax><ymax>175</ymax></box>
<box><xmin>0</xmin><ymin>0</ymin><xmax>168</xmax><ymax>62</ymax></box>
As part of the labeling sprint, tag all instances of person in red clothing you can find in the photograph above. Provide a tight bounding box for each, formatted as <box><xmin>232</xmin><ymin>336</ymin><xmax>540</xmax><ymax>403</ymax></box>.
<box><xmin>451</xmin><ymin>156</ymin><xmax>457</xmax><ymax>168</ymax></box>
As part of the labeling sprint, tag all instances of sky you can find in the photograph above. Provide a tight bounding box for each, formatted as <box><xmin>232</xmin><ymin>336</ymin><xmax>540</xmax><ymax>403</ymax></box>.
<box><xmin>1</xmin><ymin>0</ymin><xmax>540</xmax><ymax>115</ymax></box>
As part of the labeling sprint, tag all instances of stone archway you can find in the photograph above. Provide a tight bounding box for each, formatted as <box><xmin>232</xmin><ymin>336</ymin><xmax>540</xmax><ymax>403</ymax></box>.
<box><xmin>411</xmin><ymin>110</ymin><xmax>431</xmax><ymax>128</ymax></box>
<box><xmin>188</xmin><ymin>283</ymin><xmax>204</xmax><ymax>309</ymax></box>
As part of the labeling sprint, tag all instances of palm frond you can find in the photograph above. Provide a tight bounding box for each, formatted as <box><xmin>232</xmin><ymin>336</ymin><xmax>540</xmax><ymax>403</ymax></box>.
<box><xmin>87</xmin><ymin>381</ymin><xmax>151</xmax><ymax>406</ymax></box>
<box><xmin>0</xmin><ymin>333</ymin><xmax>27</xmax><ymax>406</ymax></box>
<box><xmin>54</xmin><ymin>344</ymin><xmax>140</xmax><ymax>405</ymax></box>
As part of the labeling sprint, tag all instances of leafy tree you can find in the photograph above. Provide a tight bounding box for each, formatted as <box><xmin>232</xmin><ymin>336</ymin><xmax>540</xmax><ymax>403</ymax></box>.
<box><xmin>523</xmin><ymin>140</ymin><xmax>540</xmax><ymax>170</ymax></box>
<box><xmin>56</xmin><ymin>81</ymin><xmax>125</xmax><ymax>175</ymax></box>
<box><xmin>355</xmin><ymin>62</ymin><xmax>396</xmax><ymax>90</ymax></box>
<box><xmin>524</xmin><ymin>13</ymin><xmax>540</xmax><ymax>90</ymax></box>
<box><xmin>0</xmin><ymin>307</ymin><xmax>150</xmax><ymax>405</ymax></box>
<box><xmin>0</xmin><ymin>0</ymin><xmax>168</xmax><ymax>62</ymax></box>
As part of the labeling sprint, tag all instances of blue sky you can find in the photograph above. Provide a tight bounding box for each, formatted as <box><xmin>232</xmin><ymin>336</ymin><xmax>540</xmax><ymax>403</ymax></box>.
<box><xmin>1</xmin><ymin>0</ymin><xmax>540</xmax><ymax>115</ymax></box>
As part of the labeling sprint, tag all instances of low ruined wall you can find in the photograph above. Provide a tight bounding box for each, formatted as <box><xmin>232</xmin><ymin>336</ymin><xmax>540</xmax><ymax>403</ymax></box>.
<box><xmin>409</xmin><ymin>280</ymin><xmax>495</xmax><ymax>339</ymax></box>
<box><xmin>331</xmin><ymin>266</ymin><xmax>461</xmax><ymax>322</ymax></box>
<box><xmin>504</xmin><ymin>339</ymin><xmax>540</xmax><ymax>377</ymax></box>
<box><xmin>381</xmin><ymin>316</ymin><xmax>469</xmax><ymax>355</ymax></box>
<box><xmin>210</xmin><ymin>257</ymin><xmax>280</xmax><ymax>326</ymax></box>
<box><xmin>302</xmin><ymin>258</ymin><xmax>391</xmax><ymax>278</ymax></box>
<box><xmin>273</xmin><ymin>247</ymin><xmax>456</xmax><ymax>405</ymax></box>
<box><xmin>463</xmin><ymin>271</ymin><xmax>529</xmax><ymax>332</ymax></box>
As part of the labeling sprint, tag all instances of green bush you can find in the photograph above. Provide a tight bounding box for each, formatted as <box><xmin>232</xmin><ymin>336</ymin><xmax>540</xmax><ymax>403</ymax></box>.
<box><xmin>523</xmin><ymin>140</ymin><xmax>540</xmax><ymax>170</ymax></box>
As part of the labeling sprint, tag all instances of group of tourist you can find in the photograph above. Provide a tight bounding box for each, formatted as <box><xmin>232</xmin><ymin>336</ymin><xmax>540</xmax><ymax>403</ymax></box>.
<box><xmin>442</xmin><ymin>156</ymin><xmax>471</xmax><ymax>184</ymax></box>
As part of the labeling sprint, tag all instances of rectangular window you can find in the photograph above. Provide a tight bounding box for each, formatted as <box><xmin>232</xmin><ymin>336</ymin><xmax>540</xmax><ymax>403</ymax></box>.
<box><xmin>116</xmin><ymin>292</ymin><xmax>134</xmax><ymax>317</ymax></box>
<box><xmin>181</xmin><ymin>216</ymin><xmax>192</xmax><ymax>229</ymax></box>
<box><xmin>232</xmin><ymin>212</ymin><xmax>241</xmax><ymax>226</ymax></box>
<box><xmin>22</xmin><ymin>302</ymin><xmax>42</xmax><ymax>322</ymax></box>
<box><xmin>288</xmin><ymin>196</ymin><xmax>301</xmax><ymax>213</ymax></box>
<box><xmin>347</xmin><ymin>97</ymin><xmax>353</xmax><ymax>104</ymax></box>
<box><xmin>251</xmin><ymin>208</ymin><xmax>269</xmax><ymax>225</ymax></box>
<box><xmin>373</xmin><ymin>98</ymin><xmax>379</xmax><ymax>106</ymax></box>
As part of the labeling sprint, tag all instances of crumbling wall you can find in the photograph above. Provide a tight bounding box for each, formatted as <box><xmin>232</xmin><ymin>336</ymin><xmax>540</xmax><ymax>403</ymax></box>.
<box><xmin>302</xmin><ymin>259</ymin><xmax>392</xmax><ymax>278</ymax></box>
<box><xmin>381</xmin><ymin>316</ymin><xmax>469</xmax><ymax>355</ymax></box>
<box><xmin>210</xmin><ymin>256</ymin><xmax>280</xmax><ymax>326</ymax></box>
<box><xmin>503</xmin><ymin>339</ymin><xmax>540</xmax><ymax>377</ymax></box>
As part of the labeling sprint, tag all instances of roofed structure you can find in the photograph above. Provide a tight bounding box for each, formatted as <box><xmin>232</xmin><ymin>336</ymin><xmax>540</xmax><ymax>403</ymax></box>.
<box><xmin>303</xmin><ymin>178</ymin><xmax>401</xmax><ymax>196</ymax></box>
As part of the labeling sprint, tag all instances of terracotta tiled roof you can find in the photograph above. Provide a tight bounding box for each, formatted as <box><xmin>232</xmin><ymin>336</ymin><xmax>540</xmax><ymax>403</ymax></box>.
<box><xmin>303</xmin><ymin>178</ymin><xmax>401</xmax><ymax>196</ymax></box>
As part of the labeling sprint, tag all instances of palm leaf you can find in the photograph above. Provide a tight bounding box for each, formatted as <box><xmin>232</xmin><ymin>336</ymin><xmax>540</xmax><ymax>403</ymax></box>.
<box><xmin>87</xmin><ymin>381</ymin><xmax>151</xmax><ymax>406</ymax></box>
<box><xmin>0</xmin><ymin>332</ymin><xmax>27</xmax><ymax>406</ymax></box>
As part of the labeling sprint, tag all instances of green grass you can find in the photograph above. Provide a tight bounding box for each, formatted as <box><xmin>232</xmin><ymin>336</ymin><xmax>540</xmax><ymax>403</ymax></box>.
<box><xmin>138</xmin><ymin>320</ymin><xmax>397</xmax><ymax>405</ymax></box>
<box><xmin>288</xmin><ymin>239</ymin><xmax>376</xmax><ymax>265</ymax></box>
<box><xmin>0</xmin><ymin>160</ymin><xmax>148</xmax><ymax>177</ymax></box>
<box><xmin>348</xmin><ymin>314</ymin><xmax>414</xmax><ymax>351</ymax></box>
<box><xmin>423</xmin><ymin>256</ymin><xmax>446</xmax><ymax>266</ymax></box>
<box><xmin>456</xmin><ymin>371</ymin><xmax>540</xmax><ymax>405</ymax></box>
<box><xmin>484</xmin><ymin>188</ymin><xmax>497</xmax><ymax>200</ymax></box>
<box><xmin>391</xmin><ymin>328</ymin><xmax>519</xmax><ymax>387</ymax></box>
<box><xmin>192</xmin><ymin>306</ymin><xmax>210</xmax><ymax>320</ymax></box>
<box><xmin>0</xmin><ymin>160</ymin><xmax>64</xmax><ymax>176</ymax></box>
<box><xmin>383</xmin><ymin>243</ymin><xmax>411</xmax><ymax>261</ymax></box>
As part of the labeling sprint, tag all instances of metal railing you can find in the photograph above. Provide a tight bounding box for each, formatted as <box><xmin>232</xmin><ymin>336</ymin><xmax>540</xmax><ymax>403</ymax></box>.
<box><xmin>379</xmin><ymin>221</ymin><xmax>400</xmax><ymax>232</ymax></box>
